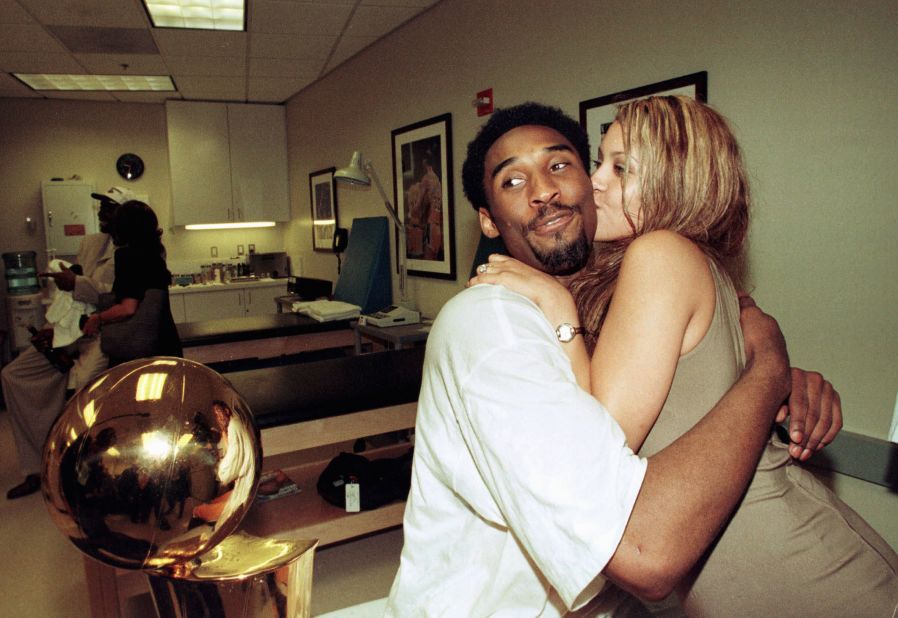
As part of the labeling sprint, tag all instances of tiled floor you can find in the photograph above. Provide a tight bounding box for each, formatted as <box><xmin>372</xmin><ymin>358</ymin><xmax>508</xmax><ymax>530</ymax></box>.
<box><xmin>0</xmin><ymin>407</ymin><xmax>403</xmax><ymax>617</ymax></box>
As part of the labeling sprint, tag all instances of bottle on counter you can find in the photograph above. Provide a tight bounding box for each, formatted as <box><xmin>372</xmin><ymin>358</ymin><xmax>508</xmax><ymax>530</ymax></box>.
<box><xmin>27</xmin><ymin>326</ymin><xmax>74</xmax><ymax>373</ymax></box>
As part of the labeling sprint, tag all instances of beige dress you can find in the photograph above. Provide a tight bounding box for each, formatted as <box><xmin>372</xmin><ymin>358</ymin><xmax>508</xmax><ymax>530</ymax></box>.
<box><xmin>638</xmin><ymin>260</ymin><xmax>898</xmax><ymax>617</ymax></box>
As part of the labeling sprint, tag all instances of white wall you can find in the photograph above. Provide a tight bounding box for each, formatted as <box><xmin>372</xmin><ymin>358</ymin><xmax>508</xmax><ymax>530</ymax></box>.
<box><xmin>0</xmin><ymin>98</ymin><xmax>287</xmax><ymax>325</ymax></box>
<box><xmin>285</xmin><ymin>0</ymin><xmax>898</xmax><ymax>440</ymax></box>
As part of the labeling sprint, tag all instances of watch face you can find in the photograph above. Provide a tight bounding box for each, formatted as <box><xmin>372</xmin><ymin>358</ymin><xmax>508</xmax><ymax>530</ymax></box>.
<box><xmin>116</xmin><ymin>153</ymin><xmax>144</xmax><ymax>181</ymax></box>
<box><xmin>556</xmin><ymin>323</ymin><xmax>583</xmax><ymax>343</ymax></box>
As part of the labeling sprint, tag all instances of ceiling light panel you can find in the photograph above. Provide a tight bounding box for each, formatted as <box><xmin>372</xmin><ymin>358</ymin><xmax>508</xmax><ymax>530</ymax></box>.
<box><xmin>15</xmin><ymin>73</ymin><xmax>175</xmax><ymax>92</ymax></box>
<box><xmin>144</xmin><ymin>0</ymin><xmax>245</xmax><ymax>31</ymax></box>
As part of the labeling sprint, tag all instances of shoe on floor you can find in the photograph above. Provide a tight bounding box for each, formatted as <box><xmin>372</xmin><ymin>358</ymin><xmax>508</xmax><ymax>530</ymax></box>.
<box><xmin>6</xmin><ymin>474</ymin><xmax>40</xmax><ymax>500</ymax></box>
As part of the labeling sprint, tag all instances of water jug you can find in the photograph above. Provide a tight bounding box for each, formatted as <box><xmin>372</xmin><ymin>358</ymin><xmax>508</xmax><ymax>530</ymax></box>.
<box><xmin>2</xmin><ymin>251</ymin><xmax>40</xmax><ymax>295</ymax></box>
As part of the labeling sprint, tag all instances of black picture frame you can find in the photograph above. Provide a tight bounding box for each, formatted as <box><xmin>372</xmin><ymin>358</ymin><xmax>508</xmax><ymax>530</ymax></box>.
<box><xmin>310</xmin><ymin>167</ymin><xmax>338</xmax><ymax>252</ymax></box>
<box><xmin>579</xmin><ymin>71</ymin><xmax>708</xmax><ymax>156</ymax></box>
<box><xmin>391</xmin><ymin>113</ymin><xmax>456</xmax><ymax>281</ymax></box>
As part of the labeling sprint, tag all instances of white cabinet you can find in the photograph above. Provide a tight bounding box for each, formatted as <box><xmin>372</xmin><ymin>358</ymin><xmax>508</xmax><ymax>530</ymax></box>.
<box><xmin>244</xmin><ymin>284</ymin><xmax>285</xmax><ymax>317</ymax></box>
<box><xmin>41</xmin><ymin>181</ymin><xmax>97</xmax><ymax>257</ymax></box>
<box><xmin>182</xmin><ymin>288</ymin><xmax>244</xmax><ymax>322</ymax></box>
<box><xmin>166</xmin><ymin>101</ymin><xmax>290</xmax><ymax>226</ymax></box>
<box><xmin>172</xmin><ymin>282</ymin><xmax>287</xmax><ymax>323</ymax></box>
<box><xmin>169</xmin><ymin>294</ymin><xmax>186</xmax><ymax>324</ymax></box>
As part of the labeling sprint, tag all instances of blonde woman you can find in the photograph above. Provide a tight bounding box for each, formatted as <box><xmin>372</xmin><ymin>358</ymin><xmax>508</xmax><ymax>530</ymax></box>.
<box><xmin>473</xmin><ymin>96</ymin><xmax>898</xmax><ymax>615</ymax></box>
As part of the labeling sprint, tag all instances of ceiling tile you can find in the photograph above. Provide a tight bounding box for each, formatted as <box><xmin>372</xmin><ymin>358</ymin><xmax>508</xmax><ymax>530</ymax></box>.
<box><xmin>248</xmin><ymin>56</ymin><xmax>322</xmax><ymax>78</ymax></box>
<box><xmin>324</xmin><ymin>35</ymin><xmax>377</xmax><ymax>73</ymax></box>
<box><xmin>0</xmin><ymin>0</ymin><xmax>37</xmax><ymax>24</ymax></box>
<box><xmin>175</xmin><ymin>75</ymin><xmax>246</xmax><ymax>101</ymax></box>
<box><xmin>17</xmin><ymin>0</ymin><xmax>149</xmax><ymax>28</ymax></box>
<box><xmin>0</xmin><ymin>51</ymin><xmax>85</xmax><ymax>73</ymax></box>
<box><xmin>250</xmin><ymin>33</ymin><xmax>336</xmax><ymax>60</ymax></box>
<box><xmin>48</xmin><ymin>25</ymin><xmax>158</xmax><ymax>54</ymax></box>
<box><xmin>166</xmin><ymin>54</ymin><xmax>246</xmax><ymax>77</ymax></box>
<box><xmin>113</xmin><ymin>90</ymin><xmax>181</xmax><ymax>103</ymax></box>
<box><xmin>345</xmin><ymin>5</ymin><xmax>420</xmax><ymax>38</ymax></box>
<box><xmin>73</xmin><ymin>52</ymin><xmax>168</xmax><ymax>74</ymax></box>
<box><xmin>248</xmin><ymin>75</ymin><xmax>314</xmax><ymax>103</ymax></box>
<box><xmin>360</xmin><ymin>0</ymin><xmax>438</xmax><ymax>6</ymax></box>
<box><xmin>251</xmin><ymin>0</ymin><xmax>353</xmax><ymax>36</ymax></box>
<box><xmin>0</xmin><ymin>24</ymin><xmax>68</xmax><ymax>53</ymax></box>
<box><xmin>152</xmin><ymin>29</ymin><xmax>246</xmax><ymax>57</ymax></box>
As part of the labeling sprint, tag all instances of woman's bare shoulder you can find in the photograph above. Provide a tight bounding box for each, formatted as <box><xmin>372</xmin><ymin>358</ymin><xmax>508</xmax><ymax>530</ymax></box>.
<box><xmin>622</xmin><ymin>230</ymin><xmax>708</xmax><ymax>277</ymax></box>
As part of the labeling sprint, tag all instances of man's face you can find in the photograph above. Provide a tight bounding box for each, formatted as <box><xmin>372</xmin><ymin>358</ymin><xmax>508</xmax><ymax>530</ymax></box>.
<box><xmin>479</xmin><ymin>125</ymin><xmax>595</xmax><ymax>276</ymax></box>
<box><xmin>98</xmin><ymin>201</ymin><xmax>118</xmax><ymax>234</ymax></box>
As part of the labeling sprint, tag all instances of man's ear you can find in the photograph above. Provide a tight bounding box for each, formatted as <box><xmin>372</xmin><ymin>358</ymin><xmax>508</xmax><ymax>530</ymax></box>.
<box><xmin>478</xmin><ymin>208</ymin><xmax>500</xmax><ymax>239</ymax></box>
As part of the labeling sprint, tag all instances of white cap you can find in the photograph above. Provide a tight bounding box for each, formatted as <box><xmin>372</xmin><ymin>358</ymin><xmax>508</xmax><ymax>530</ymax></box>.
<box><xmin>91</xmin><ymin>186</ymin><xmax>137</xmax><ymax>205</ymax></box>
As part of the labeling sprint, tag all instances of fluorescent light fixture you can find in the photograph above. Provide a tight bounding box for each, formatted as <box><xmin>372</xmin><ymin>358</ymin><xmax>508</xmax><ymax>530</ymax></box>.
<box><xmin>144</xmin><ymin>0</ymin><xmax>246</xmax><ymax>31</ymax></box>
<box><xmin>15</xmin><ymin>73</ymin><xmax>175</xmax><ymax>92</ymax></box>
<box><xmin>184</xmin><ymin>221</ymin><xmax>277</xmax><ymax>230</ymax></box>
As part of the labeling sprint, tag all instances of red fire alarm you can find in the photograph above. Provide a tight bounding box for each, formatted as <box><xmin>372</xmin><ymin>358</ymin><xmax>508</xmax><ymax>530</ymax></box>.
<box><xmin>474</xmin><ymin>88</ymin><xmax>493</xmax><ymax>116</ymax></box>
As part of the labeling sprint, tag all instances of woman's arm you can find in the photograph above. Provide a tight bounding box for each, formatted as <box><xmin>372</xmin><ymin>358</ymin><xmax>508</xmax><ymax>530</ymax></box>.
<box><xmin>468</xmin><ymin>253</ymin><xmax>592</xmax><ymax>391</ymax></box>
<box><xmin>592</xmin><ymin>230</ymin><xmax>716</xmax><ymax>451</ymax></box>
<box><xmin>82</xmin><ymin>297</ymin><xmax>139</xmax><ymax>336</ymax></box>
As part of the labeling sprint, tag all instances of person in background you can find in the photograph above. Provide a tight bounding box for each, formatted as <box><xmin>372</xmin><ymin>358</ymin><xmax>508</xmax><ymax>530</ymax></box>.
<box><xmin>470</xmin><ymin>98</ymin><xmax>898</xmax><ymax>614</ymax></box>
<box><xmin>386</xmin><ymin>104</ymin><xmax>794</xmax><ymax>616</ymax></box>
<box><xmin>82</xmin><ymin>200</ymin><xmax>181</xmax><ymax>363</ymax></box>
<box><xmin>2</xmin><ymin>186</ymin><xmax>131</xmax><ymax>499</ymax></box>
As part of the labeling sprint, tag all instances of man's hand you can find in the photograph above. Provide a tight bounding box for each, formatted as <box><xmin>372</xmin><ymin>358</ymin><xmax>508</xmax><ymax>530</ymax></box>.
<box><xmin>29</xmin><ymin>327</ymin><xmax>54</xmax><ymax>352</ymax></box>
<box><xmin>738</xmin><ymin>294</ymin><xmax>790</xmax><ymax>403</ymax></box>
<box><xmin>777</xmin><ymin>368</ymin><xmax>842</xmax><ymax>461</ymax></box>
<box><xmin>41</xmin><ymin>264</ymin><xmax>77</xmax><ymax>291</ymax></box>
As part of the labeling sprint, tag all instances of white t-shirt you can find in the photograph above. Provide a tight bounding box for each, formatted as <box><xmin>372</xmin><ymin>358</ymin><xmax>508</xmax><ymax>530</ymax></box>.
<box><xmin>385</xmin><ymin>284</ymin><xmax>647</xmax><ymax>616</ymax></box>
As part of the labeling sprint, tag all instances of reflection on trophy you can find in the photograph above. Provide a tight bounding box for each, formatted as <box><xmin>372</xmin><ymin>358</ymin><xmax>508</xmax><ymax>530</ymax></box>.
<box><xmin>41</xmin><ymin>357</ymin><xmax>315</xmax><ymax>617</ymax></box>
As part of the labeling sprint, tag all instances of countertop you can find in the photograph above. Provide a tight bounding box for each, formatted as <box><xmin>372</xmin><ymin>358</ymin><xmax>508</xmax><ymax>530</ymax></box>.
<box><xmin>168</xmin><ymin>277</ymin><xmax>287</xmax><ymax>295</ymax></box>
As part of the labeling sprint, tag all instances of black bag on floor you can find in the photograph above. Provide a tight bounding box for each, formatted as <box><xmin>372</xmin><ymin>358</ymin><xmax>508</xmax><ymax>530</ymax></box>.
<box><xmin>316</xmin><ymin>449</ymin><xmax>413</xmax><ymax>511</ymax></box>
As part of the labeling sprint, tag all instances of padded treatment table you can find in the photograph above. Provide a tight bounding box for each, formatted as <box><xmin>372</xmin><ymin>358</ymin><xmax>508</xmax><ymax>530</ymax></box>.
<box><xmin>177</xmin><ymin>313</ymin><xmax>356</xmax><ymax>366</ymax></box>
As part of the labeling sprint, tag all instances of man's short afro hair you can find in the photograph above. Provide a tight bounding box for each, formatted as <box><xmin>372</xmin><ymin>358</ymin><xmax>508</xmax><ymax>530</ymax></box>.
<box><xmin>461</xmin><ymin>102</ymin><xmax>591</xmax><ymax>212</ymax></box>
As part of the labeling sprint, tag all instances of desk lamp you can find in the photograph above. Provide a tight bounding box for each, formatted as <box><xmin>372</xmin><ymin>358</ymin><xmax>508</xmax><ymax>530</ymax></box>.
<box><xmin>334</xmin><ymin>151</ymin><xmax>409</xmax><ymax>305</ymax></box>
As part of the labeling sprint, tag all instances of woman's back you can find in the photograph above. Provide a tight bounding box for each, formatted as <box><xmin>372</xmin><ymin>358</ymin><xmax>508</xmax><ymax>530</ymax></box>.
<box><xmin>639</xmin><ymin>261</ymin><xmax>898</xmax><ymax>616</ymax></box>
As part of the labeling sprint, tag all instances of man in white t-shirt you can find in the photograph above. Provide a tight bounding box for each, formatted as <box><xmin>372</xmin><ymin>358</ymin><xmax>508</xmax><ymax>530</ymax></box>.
<box><xmin>385</xmin><ymin>104</ymin><xmax>796</xmax><ymax>615</ymax></box>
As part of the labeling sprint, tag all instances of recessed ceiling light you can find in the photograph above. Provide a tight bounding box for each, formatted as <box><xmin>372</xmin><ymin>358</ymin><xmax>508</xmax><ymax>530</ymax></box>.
<box><xmin>143</xmin><ymin>0</ymin><xmax>246</xmax><ymax>31</ymax></box>
<box><xmin>14</xmin><ymin>74</ymin><xmax>176</xmax><ymax>92</ymax></box>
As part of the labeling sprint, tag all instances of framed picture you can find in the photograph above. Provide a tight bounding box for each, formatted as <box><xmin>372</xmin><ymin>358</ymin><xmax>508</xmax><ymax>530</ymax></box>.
<box><xmin>391</xmin><ymin>113</ymin><xmax>456</xmax><ymax>280</ymax></box>
<box><xmin>579</xmin><ymin>71</ymin><xmax>708</xmax><ymax>158</ymax></box>
<box><xmin>310</xmin><ymin>167</ymin><xmax>338</xmax><ymax>252</ymax></box>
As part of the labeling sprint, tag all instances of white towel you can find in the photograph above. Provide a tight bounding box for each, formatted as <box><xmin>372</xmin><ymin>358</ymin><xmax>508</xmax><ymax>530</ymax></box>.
<box><xmin>44</xmin><ymin>259</ymin><xmax>95</xmax><ymax>348</ymax></box>
<box><xmin>889</xmin><ymin>390</ymin><xmax>898</xmax><ymax>443</ymax></box>
<box><xmin>291</xmin><ymin>299</ymin><xmax>361</xmax><ymax>322</ymax></box>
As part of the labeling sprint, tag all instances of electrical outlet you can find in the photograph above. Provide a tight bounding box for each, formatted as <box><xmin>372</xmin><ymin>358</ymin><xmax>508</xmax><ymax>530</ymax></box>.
<box><xmin>237</xmin><ymin>244</ymin><xmax>245</xmax><ymax>256</ymax></box>
<box><xmin>210</xmin><ymin>246</ymin><xmax>218</xmax><ymax>258</ymax></box>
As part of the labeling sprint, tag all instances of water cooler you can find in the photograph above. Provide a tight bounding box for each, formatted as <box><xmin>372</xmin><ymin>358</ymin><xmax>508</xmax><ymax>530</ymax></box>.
<box><xmin>3</xmin><ymin>251</ymin><xmax>45</xmax><ymax>352</ymax></box>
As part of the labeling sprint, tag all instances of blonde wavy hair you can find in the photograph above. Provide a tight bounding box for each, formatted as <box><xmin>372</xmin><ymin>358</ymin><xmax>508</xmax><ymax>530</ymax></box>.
<box><xmin>570</xmin><ymin>95</ymin><xmax>751</xmax><ymax>351</ymax></box>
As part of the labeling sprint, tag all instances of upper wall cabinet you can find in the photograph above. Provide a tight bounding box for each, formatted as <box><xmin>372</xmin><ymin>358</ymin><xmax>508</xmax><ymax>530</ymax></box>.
<box><xmin>166</xmin><ymin>101</ymin><xmax>291</xmax><ymax>226</ymax></box>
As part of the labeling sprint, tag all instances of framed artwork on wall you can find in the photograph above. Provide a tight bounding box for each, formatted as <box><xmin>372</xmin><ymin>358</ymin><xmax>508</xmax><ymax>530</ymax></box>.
<box><xmin>579</xmin><ymin>71</ymin><xmax>708</xmax><ymax>156</ymax></box>
<box><xmin>391</xmin><ymin>112</ymin><xmax>456</xmax><ymax>281</ymax></box>
<box><xmin>310</xmin><ymin>167</ymin><xmax>338</xmax><ymax>252</ymax></box>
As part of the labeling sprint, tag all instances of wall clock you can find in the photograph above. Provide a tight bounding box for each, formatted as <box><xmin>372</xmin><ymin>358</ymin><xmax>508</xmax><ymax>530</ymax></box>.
<box><xmin>116</xmin><ymin>153</ymin><xmax>144</xmax><ymax>181</ymax></box>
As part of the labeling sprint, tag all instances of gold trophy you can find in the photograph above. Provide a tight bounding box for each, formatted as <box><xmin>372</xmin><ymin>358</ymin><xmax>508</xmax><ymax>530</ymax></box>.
<box><xmin>42</xmin><ymin>357</ymin><xmax>315</xmax><ymax>617</ymax></box>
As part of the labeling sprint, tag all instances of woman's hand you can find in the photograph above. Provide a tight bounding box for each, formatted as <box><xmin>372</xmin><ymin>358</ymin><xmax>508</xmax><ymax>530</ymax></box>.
<box><xmin>468</xmin><ymin>254</ymin><xmax>578</xmax><ymax>325</ymax></box>
<box><xmin>469</xmin><ymin>254</ymin><xmax>591</xmax><ymax>392</ymax></box>
<box><xmin>82</xmin><ymin>313</ymin><xmax>102</xmax><ymax>337</ymax></box>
